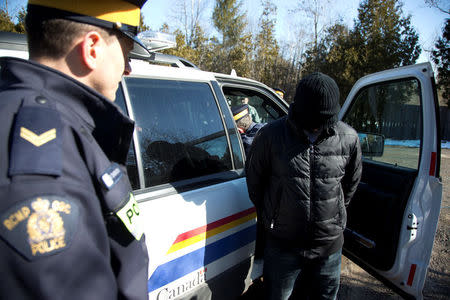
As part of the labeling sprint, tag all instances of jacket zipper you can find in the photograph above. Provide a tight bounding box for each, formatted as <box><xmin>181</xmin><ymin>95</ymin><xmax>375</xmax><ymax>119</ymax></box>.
<box><xmin>270</xmin><ymin>186</ymin><xmax>283</xmax><ymax>229</ymax></box>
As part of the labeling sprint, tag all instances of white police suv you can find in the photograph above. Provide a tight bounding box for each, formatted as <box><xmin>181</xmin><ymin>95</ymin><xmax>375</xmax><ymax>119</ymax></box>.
<box><xmin>0</xmin><ymin>31</ymin><xmax>442</xmax><ymax>300</ymax></box>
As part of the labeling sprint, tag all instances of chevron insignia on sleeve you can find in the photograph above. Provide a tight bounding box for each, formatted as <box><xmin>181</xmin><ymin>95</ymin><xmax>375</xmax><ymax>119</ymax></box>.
<box><xmin>20</xmin><ymin>127</ymin><xmax>57</xmax><ymax>147</ymax></box>
<box><xmin>8</xmin><ymin>105</ymin><xmax>63</xmax><ymax>176</ymax></box>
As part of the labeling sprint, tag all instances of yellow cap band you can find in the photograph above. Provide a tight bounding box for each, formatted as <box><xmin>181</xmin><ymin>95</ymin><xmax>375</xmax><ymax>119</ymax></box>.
<box><xmin>233</xmin><ymin>109</ymin><xmax>249</xmax><ymax>121</ymax></box>
<box><xmin>275</xmin><ymin>90</ymin><xmax>284</xmax><ymax>97</ymax></box>
<box><xmin>29</xmin><ymin>0</ymin><xmax>140</xmax><ymax>27</ymax></box>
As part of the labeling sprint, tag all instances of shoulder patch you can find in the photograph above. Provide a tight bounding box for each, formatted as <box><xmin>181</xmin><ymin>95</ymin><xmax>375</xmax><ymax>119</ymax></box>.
<box><xmin>9</xmin><ymin>106</ymin><xmax>63</xmax><ymax>176</ymax></box>
<box><xmin>100</xmin><ymin>163</ymin><xmax>124</xmax><ymax>190</ymax></box>
<box><xmin>0</xmin><ymin>195</ymin><xmax>79</xmax><ymax>261</ymax></box>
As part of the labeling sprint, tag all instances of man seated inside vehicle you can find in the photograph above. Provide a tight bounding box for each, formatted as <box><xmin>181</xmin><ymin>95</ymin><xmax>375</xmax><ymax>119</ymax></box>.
<box><xmin>241</xmin><ymin>97</ymin><xmax>261</xmax><ymax>123</ymax></box>
<box><xmin>232</xmin><ymin>104</ymin><xmax>266</xmax><ymax>156</ymax></box>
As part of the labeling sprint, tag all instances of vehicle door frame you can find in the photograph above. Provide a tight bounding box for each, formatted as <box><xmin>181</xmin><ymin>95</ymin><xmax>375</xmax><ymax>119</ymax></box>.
<box><xmin>339</xmin><ymin>62</ymin><xmax>442</xmax><ymax>300</ymax></box>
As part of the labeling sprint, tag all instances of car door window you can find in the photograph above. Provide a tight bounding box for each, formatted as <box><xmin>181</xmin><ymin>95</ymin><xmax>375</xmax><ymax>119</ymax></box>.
<box><xmin>342</xmin><ymin>78</ymin><xmax>423</xmax><ymax>271</ymax></box>
<box><xmin>223</xmin><ymin>87</ymin><xmax>285</xmax><ymax>124</ymax></box>
<box><xmin>125</xmin><ymin>78</ymin><xmax>232</xmax><ymax>187</ymax></box>
<box><xmin>344</xmin><ymin>78</ymin><xmax>422</xmax><ymax>169</ymax></box>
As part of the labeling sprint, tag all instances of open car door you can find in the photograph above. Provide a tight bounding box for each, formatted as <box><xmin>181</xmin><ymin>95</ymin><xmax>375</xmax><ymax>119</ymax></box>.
<box><xmin>339</xmin><ymin>62</ymin><xmax>442</xmax><ymax>300</ymax></box>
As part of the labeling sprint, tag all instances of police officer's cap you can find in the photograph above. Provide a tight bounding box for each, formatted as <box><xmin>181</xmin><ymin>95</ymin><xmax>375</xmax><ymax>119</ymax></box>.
<box><xmin>232</xmin><ymin>104</ymin><xmax>250</xmax><ymax>121</ymax></box>
<box><xmin>273</xmin><ymin>88</ymin><xmax>285</xmax><ymax>98</ymax></box>
<box><xmin>28</xmin><ymin>0</ymin><xmax>150</xmax><ymax>57</ymax></box>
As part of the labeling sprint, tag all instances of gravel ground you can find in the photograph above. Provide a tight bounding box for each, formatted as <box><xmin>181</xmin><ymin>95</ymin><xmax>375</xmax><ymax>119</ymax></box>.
<box><xmin>241</xmin><ymin>148</ymin><xmax>450</xmax><ymax>299</ymax></box>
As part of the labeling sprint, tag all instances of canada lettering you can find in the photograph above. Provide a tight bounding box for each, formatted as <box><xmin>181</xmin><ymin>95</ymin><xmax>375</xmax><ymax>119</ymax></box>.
<box><xmin>157</xmin><ymin>269</ymin><xmax>206</xmax><ymax>300</ymax></box>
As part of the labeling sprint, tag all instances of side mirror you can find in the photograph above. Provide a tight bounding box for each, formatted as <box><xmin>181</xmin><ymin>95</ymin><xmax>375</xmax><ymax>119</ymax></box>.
<box><xmin>358</xmin><ymin>133</ymin><xmax>384</xmax><ymax>157</ymax></box>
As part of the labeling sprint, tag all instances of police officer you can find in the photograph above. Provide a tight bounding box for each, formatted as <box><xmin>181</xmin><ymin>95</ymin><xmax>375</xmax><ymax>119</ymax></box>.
<box><xmin>0</xmin><ymin>1</ymin><xmax>149</xmax><ymax>299</ymax></box>
<box><xmin>232</xmin><ymin>104</ymin><xmax>266</xmax><ymax>156</ymax></box>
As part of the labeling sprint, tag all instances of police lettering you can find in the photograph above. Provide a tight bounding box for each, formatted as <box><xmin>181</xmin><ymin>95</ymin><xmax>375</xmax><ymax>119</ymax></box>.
<box><xmin>126</xmin><ymin>203</ymin><xmax>140</xmax><ymax>223</ymax></box>
<box><xmin>31</xmin><ymin>236</ymin><xmax>66</xmax><ymax>255</ymax></box>
<box><xmin>3</xmin><ymin>206</ymin><xmax>31</xmax><ymax>230</ymax></box>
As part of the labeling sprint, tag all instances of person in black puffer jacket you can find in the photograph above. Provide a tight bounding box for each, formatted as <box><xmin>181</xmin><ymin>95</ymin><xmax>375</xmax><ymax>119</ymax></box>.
<box><xmin>245</xmin><ymin>73</ymin><xmax>362</xmax><ymax>300</ymax></box>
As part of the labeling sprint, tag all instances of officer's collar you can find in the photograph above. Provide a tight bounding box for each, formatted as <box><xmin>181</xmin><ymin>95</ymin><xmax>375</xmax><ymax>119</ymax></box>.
<box><xmin>246</xmin><ymin>122</ymin><xmax>257</xmax><ymax>132</ymax></box>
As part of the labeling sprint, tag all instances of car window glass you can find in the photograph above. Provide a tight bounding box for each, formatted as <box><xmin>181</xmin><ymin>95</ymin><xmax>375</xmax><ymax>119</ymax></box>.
<box><xmin>125</xmin><ymin>78</ymin><xmax>232</xmax><ymax>187</ymax></box>
<box><xmin>223</xmin><ymin>87</ymin><xmax>284</xmax><ymax>124</ymax></box>
<box><xmin>114</xmin><ymin>85</ymin><xmax>140</xmax><ymax>189</ymax></box>
<box><xmin>343</xmin><ymin>78</ymin><xmax>422</xmax><ymax>169</ymax></box>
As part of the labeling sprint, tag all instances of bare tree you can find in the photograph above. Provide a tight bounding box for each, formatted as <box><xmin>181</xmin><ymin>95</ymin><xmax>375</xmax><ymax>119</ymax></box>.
<box><xmin>290</xmin><ymin>0</ymin><xmax>330</xmax><ymax>56</ymax></box>
<box><xmin>173</xmin><ymin>0</ymin><xmax>210</xmax><ymax>47</ymax></box>
<box><xmin>424</xmin><ymin>0</ymin><xmax>450</xmax><ymax>15</ymax></box>
<box><xmin>289</xmin><ymin>0</ymin><xmax>332</xmax><ymax>72</ymax></box>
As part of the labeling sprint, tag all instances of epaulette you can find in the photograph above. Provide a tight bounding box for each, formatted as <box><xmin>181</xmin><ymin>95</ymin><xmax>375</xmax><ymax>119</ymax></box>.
<box><xmin>8</xmin><ymin>96</ymin><xmax>63</xmax><ymax>177</ymax></box>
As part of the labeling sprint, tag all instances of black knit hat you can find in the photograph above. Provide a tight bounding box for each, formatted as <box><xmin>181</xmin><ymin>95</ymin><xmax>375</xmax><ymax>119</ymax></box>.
<box><xmin>291</xmin><ymin>72</ymin><xmax>340</xmax><ymax>130</ymax></box>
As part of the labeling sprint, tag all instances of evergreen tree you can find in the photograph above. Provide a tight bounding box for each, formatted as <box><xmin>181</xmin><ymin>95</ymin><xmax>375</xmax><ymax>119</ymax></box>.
<box><xmin>0</xmin><ymin>9</ymin><xmax>17</xmax><ymax>32</ymax></box>
<box><xmin>352</xmin><ymin>0</ymin><xmax>420</xmax><ymax>76</ymax></box>
<box><xmin>14</xmin><ymin>7</ymin><xmax>26</xmax><ymax>33</ymax></box>
<box><xmin>164</xmin><ymin>24</ymin><xmax>213</xmax><ymax>71</ymax></box>
<box><xmin>432</xmin><ymin>19</ymin><xmax>450</xmax><ymax>107</ymax></box>
<box><xmin>139</xmin><ymin>12</ymin><xmax>150</xmax><ymax>32</ymax></box>
<box><xmin>0</xmin><ymin>6</ymin><xmax>26</xmax><ymax>33</ymax></box>
<box><xmin>253</xmin><ymin>0</ymin><xmax>279</xmax><ymax>86</ymax></box>
<box><xmin>301</xmin><ymin>0</ymin><xmax>421</xmax><ymax>103</ymax></box>
<box><xmin>191</xmin><ymin>24</ymin><xmax>215</xmax><ymax>70</ymax></box>
<box><xmin>160</xmin><ymin>23</ymin><xmax>170</xmax><ymax>33</ymax></box>
<box><xmin>212</xmin><ymin>0</ymin><xmax>246</xmax><ymax>46</ymax></box>
<box><xmin>211</xmin><ymin>0</ymin><xmax>252</xmax><ymax>76</ymax></box>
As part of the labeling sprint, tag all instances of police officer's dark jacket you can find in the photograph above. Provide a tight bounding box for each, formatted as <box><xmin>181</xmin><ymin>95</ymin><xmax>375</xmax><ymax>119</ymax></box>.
<box><xmin>245</xmin><ymin>108</ymin><xmax>362</xmax><ymax>259</ymax></box>
<box><xmin>0</xmin><ymin>57</ymin><xmax>148</xmax><ymax>299</ymax></box>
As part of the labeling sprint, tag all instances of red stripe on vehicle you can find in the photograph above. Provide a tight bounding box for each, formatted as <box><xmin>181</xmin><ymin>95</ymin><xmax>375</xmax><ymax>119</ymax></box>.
<box><xmin>407</xmin><ymin>264</ymin><xmax>417</xmax><ymax>286</ymax></box>
<box><xmin>173</xmin><ymin>207</ymin><xmax>256</xmax><ymax>244</ymax></box>
<box><xmin>429</xmin><ymin>152</ymin><xmax>437</xmax><ymax>176</ymax></box>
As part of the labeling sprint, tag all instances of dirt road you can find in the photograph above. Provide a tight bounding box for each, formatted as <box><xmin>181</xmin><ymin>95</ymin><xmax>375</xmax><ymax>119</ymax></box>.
<box><xmin>241</xmin><ymin>149</ymin><xmax>450</xmax><ymax>299</ymax></box>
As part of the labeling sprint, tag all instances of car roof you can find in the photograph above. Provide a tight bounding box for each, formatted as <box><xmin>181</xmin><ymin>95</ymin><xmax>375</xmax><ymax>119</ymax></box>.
<box><xmin>0</xmin><ymin>31</ymin><xmax>28</xmax><ymax>52</ymax></box>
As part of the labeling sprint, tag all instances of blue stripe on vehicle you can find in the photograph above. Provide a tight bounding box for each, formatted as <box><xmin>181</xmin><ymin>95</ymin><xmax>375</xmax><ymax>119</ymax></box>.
<box><xmin>148</xmin><ymin>224</ymin><xmax>257</xmax><ymax>292</ymax></box>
